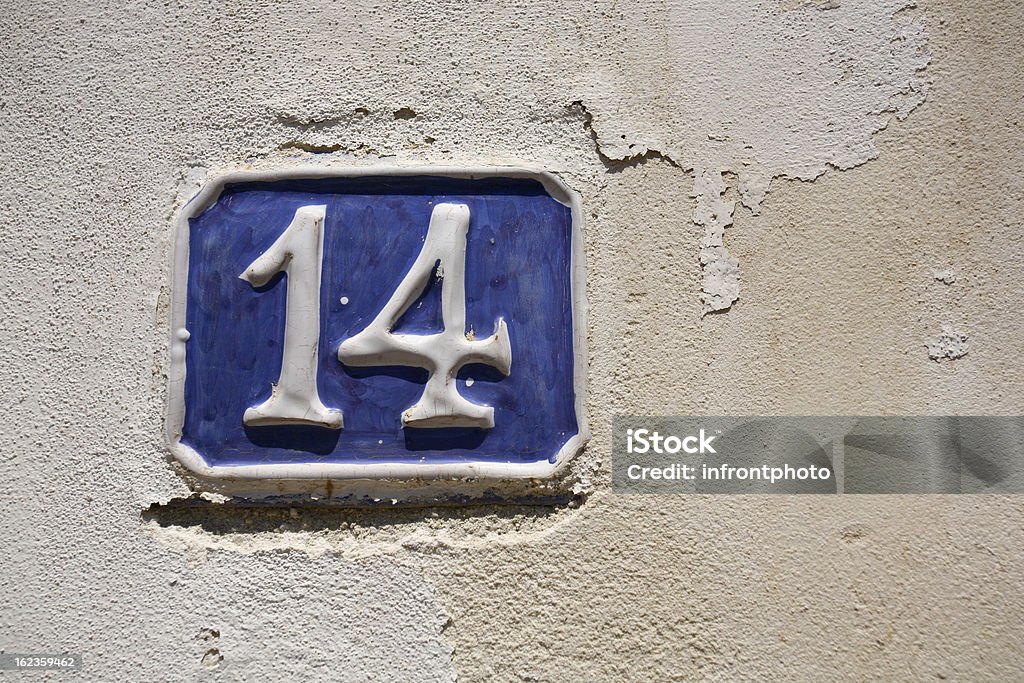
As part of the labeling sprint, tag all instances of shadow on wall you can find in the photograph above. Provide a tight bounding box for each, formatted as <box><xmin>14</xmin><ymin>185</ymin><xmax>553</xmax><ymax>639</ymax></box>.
<box><xmin>141</xmin><ymin>494</ymin><xmax>582</xmax><ymax>535</ymax></box>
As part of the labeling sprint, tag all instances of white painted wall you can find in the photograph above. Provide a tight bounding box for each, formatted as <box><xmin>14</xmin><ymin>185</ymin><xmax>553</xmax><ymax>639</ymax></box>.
<box><xmin>2</xmin><ymin>0</ymin><xmax>1022</xmax><ymax>679</ymax></box>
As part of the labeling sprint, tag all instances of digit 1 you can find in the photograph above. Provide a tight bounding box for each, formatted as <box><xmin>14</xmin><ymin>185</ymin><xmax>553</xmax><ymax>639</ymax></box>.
<box><xmin>239</xmin><ymin>204</ymin><xmax>343</xmax><ymax>429</ymax></box>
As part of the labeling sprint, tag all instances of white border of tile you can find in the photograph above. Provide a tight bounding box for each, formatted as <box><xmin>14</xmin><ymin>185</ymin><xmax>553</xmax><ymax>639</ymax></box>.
<box><xmin>166</xmin><ymin>165</ymin><xmax>588</xmax><ymax>481</ymax></box>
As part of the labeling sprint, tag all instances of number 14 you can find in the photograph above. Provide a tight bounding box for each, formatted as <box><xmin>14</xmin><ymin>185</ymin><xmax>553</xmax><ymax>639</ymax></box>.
<box><xmin>239</xmin><ymin>203</ymin><xmax>512</xmax><ymax>431</ymax></box>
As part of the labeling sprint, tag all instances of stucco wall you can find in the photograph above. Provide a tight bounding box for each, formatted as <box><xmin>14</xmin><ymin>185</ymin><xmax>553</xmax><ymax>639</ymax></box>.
<box><xmin>1</xmin><ymin>0</ymin><xmax>1022</xmax><ymax>680</ymax></box>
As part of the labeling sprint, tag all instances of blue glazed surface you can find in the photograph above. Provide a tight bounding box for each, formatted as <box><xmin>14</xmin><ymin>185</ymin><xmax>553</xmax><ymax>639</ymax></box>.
<box><xmin>182</xmin><ymin>176</ymin><xmax>578</xmax><ymax>467</ymax></box>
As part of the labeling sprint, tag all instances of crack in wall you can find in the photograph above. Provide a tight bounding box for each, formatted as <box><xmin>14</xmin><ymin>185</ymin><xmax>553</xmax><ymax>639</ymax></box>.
<box><xmin>570</xmin><ymin>100</ymin><xmax>682</xmax><ymax>173</ymax></box>
<box><xmin>277</xmin><ymin>141</ymin><xmax>346</xmax><ymax>154</ymax></box>
<box><xmin>270</xmin><ymin>105</ymin><xmax>434</xmax><ymax>158</ymax></box>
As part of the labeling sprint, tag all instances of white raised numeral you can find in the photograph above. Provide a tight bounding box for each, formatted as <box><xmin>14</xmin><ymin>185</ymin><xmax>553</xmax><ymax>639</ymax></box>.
<box><xmin>337</xmin><ymin>203</ymin><xmax>512</xmax><ymax>429</ymax></box>
<box><xmin>239</xmin><ymin>205</ymin><xmax>343</xmax><ymax>429</ymax></box>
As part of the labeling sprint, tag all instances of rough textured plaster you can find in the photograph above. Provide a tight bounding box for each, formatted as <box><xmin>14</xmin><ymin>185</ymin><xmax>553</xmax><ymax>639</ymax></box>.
<box><xmin>1</xmin><ymin>0</ymin><xmax>1022</xmax><ymax>681</ymax></box>
<box><xmin>926</xmin><ymin>326</ymin><xmax>969</xmax><ymax>361</ymax></box>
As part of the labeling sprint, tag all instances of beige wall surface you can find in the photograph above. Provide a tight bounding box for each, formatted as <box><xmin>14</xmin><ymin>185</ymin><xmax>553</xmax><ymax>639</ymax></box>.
<box><xmin>1</xmin><ymin>0</ymin><xmax>1022</xmax><ymax>680</ymax></box>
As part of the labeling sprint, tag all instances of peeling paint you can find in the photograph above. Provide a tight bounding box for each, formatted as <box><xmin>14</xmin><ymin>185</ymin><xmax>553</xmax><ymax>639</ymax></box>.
<box><xmin>693</xmin><ymin>170</ymin><xmax>740</xmax><ymax>314</ymax></box>
<box><xmin>580</xmin><ymin>0</ymin><xmax>930</xmax><ymax>311</ymax></box>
